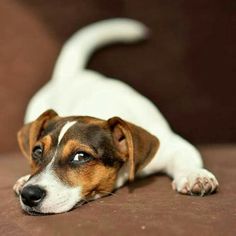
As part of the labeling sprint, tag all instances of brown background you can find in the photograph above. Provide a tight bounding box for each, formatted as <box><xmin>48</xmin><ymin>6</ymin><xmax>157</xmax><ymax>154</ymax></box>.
<box><xmin>0</xmin><ymin>0</ymin><xmax>235</xmax><ymax>153</ymax></box>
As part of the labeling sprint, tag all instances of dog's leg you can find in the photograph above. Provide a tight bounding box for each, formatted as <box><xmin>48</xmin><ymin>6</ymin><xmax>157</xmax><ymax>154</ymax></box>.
<box><xmin>162</xmin><ymin>135</ymin><xmax>219</xmax><ymax>196</ymax></box>
<box><xmin>13</xmin><ymin>174</ymin><xmax>30</xmax><ymax>196</ymax></box>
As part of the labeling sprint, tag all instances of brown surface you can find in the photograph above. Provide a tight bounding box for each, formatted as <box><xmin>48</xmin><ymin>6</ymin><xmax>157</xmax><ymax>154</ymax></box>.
<box><xmin>0</xmin><ymin>0</ymin><xmax>235</xmax><ymax>153</ymax></box>
<box><xmin>0</xmin><ymin>145</ymin><xmax>235</xmax><ymax>235</ymax></box>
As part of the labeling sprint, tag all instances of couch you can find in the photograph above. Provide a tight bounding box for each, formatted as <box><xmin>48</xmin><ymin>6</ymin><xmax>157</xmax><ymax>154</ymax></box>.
<box><xmin>0</xmin><ymin>1</ymin><xmax>235</xmax><ymax>235</ymax></box>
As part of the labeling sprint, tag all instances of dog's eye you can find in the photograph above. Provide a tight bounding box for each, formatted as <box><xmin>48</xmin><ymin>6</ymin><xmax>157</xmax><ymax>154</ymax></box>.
<box><xmin>70</xmin><ymin>152</ymin><xmax>93</xmax><ymax>165</ymax></box>
<box><xmin>32</xmin><ymin>145</ymin><xmax>43</xmax><ymax>160</ymax></box>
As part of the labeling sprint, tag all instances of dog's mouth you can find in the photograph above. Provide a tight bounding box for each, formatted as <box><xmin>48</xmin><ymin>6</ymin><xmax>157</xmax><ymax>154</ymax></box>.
<box><xmin>21</xmin><ymin>204</ymin><xmax>52</xmax><ymax>216</ymax></box>
<box><xmin>73</xmin><ymin>199</ymin><xmax>87</xmax><ymax>208</ymax></box>
<box><xmin>22</xmin><ymin>199</ymin><xmax>87</xmax><ymax>216</ymax></box>
<box><xmin>26</xmin><ymin>209</ymin><xmax>52</xmax><ymax>216</ymax></box>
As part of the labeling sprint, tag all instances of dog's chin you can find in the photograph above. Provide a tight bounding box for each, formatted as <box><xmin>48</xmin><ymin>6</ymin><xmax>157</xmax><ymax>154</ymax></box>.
<box><xmin>22</xmin><ymin>205</ymin><xmax>73</xmax><ymax>215</ymax></box>
<box><xmin>22</xmin><ymin>206</ymin><xmax>72</xmax><ymax>215</ymax></box>
<box><xmin>21</xmin><ymin>204</ymin><xmax>53</xmax><ymax>216</ymax></box>
<box><xmin>21</xmin><ymin>200</ymin><xmax>86</xmax><ymax>216</ymax></box>
<box><xmin>25</xmin><ymin>208</ymin><xmax>52</xmax><ymax>216</ymax></box>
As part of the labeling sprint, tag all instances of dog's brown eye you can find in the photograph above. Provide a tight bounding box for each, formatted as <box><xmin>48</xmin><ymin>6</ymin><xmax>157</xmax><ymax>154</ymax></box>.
<box><xmin>70</xmin><ymin>152</ymin><xmax>93</xmax><ymax>165</ymax></box>
<box><xmin>32</xmin><ymin>145</ymin><xmax>43</xmax><ymax>160</ymax></box>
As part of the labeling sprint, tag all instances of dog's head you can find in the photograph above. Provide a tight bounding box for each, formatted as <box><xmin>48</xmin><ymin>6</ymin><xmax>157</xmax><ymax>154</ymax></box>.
<box><xmin>17</xmin><ymin>110</ymin><xmax>159</xmax><ymax>214</ymax></box>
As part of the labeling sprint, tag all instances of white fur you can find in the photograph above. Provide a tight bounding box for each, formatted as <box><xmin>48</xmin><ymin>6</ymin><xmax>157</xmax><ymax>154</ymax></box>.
<box><xmin>19</xmin><ymin>18</ymin><xmax>218</xmax><ymax>213</ymax></box>
<box><xmin>58</xmin><ymin>121</ymin><xmax>77</xmax><ymax>144</ymax></box>
<box><xmin>21</xmin><ymin>169</ymin><xmax>81</xmax><ymax>214</ymax></box>
<box><xmin>50</xmin><ymin>18</ymin><xmax>148</xmax><ymax>83</ymax></box>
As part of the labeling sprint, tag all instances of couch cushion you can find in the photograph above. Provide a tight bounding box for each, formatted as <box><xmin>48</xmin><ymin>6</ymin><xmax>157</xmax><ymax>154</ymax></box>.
<box><xmin>0</xmin><ymin>145</ymin><xmax>235</xmax><ymax>235</ymax></box>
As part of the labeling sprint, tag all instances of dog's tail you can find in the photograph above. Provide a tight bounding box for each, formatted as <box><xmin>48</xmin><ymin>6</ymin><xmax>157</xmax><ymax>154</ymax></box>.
<box><xmin>51</xmin><ymin>18</ymin><xmax>149</xmax><ymax>82</ymax></box>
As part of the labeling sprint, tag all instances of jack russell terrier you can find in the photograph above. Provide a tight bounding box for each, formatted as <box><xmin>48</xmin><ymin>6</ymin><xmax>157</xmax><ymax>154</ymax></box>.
<box><xmin>13</xmin><ymin>18</ymin><xmax>219</xmax><ymax>215</ymax></box>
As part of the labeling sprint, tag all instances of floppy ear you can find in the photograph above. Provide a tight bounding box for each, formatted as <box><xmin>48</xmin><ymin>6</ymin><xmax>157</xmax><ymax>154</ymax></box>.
<box><xmin>17</xmin><ymin>109</ymin><xmax>58</xmax><ymax>160</ymax></box>
<box><xmin>108</xmin><ymin>117</ymin><xmax>159</xmax><ymax>182</ymax></box>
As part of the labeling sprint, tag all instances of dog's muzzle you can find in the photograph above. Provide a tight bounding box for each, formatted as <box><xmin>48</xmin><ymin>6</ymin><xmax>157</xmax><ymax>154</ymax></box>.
<box><xmin>21</xmin><ymin>185</ymin><xmax>46</xmax><ymax>207</ymax></box>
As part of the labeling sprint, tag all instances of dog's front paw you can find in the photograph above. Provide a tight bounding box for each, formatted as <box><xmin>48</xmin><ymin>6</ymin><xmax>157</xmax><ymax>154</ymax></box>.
<box><xmin>13</xmin><ymin>174</ymin><xmax>30</xmax><ymax>196</ymax></box>
<box><xmin>172</xmin><ymin>169</ymin><xmax>219</xmax><ymax>196</ymax></box>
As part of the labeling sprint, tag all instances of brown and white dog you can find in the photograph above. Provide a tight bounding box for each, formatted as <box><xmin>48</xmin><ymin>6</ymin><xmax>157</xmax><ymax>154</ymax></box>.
<box><xmin>13</xmin><ymin>19</ymin><xmax>219</xmax><ymax>215</ymax></box>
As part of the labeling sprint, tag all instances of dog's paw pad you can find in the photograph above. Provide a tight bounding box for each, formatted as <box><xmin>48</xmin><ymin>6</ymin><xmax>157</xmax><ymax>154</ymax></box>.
<box><xmin>172</xmin><ymin>169</ymin><xmax>219</xmax><ymax>196</ymax></box>
<box><xmin>13</xmin><ymin>174</ymin><xmax>30</xmax><ymax>196</ymax></box>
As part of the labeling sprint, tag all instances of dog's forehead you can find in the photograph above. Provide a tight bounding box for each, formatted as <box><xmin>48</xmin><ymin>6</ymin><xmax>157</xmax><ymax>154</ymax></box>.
<box><xmin>44</xmin><ymin>116</ymin><xmax>111</xmax><ymax>148</ymax></box>
<box><xmin>60</xmin><ymin>120</ymin><xmax>111</xmax><ymax>150</ymax></box>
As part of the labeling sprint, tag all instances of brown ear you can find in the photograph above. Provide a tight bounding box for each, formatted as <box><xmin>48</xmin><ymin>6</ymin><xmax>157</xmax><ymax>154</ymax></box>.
<box><xmin>108</xmin><ymin>117</ymin><xmax>159</xmax><ymax>182</ymax></box>
<box><xmin>17</xmin><ymin>109</ymin><xmax>58</xmax><ymax>160</ymax></box>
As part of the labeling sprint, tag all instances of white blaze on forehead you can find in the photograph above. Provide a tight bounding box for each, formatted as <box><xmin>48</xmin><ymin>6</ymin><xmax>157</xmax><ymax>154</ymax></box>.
<box><xmin>40</xmin><ymin>120</ymin><xmax>77</xmax><ymax>171</ymax></box>
<box><xmin>58</xmin><ymin>121</ymin><xmax>77</xmax><ymax>145</ymax></box>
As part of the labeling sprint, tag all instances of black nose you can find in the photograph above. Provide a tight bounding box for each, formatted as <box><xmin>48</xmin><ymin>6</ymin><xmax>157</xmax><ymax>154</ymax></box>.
<box><xmin>21</xmin><ymin>185</ymin><xmax>46</xmax><ymax>207</ymax></box>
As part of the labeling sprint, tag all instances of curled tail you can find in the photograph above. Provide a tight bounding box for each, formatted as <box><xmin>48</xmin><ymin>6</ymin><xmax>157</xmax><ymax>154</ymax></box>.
<box><xmin>51</xmin><ymin>18</ymin><xmax>149</xmax><ymax>82</ymax></box>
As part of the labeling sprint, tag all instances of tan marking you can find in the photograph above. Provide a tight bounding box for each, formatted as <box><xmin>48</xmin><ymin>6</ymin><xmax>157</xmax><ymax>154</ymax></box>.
<box><xmin>55</xmin><ymin>161</ymin><xmax>119</xmax><ymax>200</ymax></box>
<box><xmin>62</xmin><ymin>140</ymin><xmax>97</xmax><ymax>161</ymax></box>
<box><xmin>41</xmin><ymin>135</ymin><xmax>53</xmax><ymax>153</ymax></box>
<box><xmin>30</xmin><ymin>135</ymin><xmax>53</xmax><ymax>174</ymax></box>
<box><xmin>78</xmin><ymin>116</ymin><xmax>107</xmax><ymax>128</ymax></box>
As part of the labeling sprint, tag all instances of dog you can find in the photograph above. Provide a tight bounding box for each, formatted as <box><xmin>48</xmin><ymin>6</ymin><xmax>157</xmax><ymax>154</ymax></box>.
<box><xmin>13</xmin><ymin>18</ymin><xmax>219</xmax><ymax>215</ymax></box>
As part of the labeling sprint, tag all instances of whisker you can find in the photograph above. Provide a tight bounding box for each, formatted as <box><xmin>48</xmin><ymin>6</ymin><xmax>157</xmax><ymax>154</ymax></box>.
<box><xmin>81</xmin><ymin>198</ymin><xmax>89</xmax><ymax>203</ymax></box>
<box><xmin>74</xmin><ymin>200</ymin><xmax>87</xmax><ymax>208</ymax></box>
<box><xmin>99</xmin><ymin>190</ymin><xmax>117</xmax><ymax>196</ymax></box>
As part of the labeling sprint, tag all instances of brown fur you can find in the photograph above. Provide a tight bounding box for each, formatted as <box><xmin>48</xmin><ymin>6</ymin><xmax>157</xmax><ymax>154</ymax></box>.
<box><xmin>30</xmin><ymin>135</ymin><xmax>53</xmax><ymax>174</ymax></box>
<box><xmin>108</xmin><ymin>117</ymin><xmax>160</xmax><ymax>181</ymax></box>
<box><xmin>40</xmin><ymin>135</ymin><xmax>53</xmax><ymax>153</ymax></box>
<box><xmin>61</xmin><ymin>140</ymin><xmax>97</xmax><ymax>161</ymax></box>
<box><xmin>55</xmin><ymin>161</ymin><xmax>118</xmax><ymax>199</ymax></box>
<box><xmin>17</xmin><ymin>110</ymin><xmax>58</xmax><ymax>160</ymax></box>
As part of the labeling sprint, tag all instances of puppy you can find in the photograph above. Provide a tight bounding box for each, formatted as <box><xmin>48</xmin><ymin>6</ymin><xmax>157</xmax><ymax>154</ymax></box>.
<box><xmin>13</xmin><ymin>18</ymin><xmax>219</xmax><ymax>215</ymax></box>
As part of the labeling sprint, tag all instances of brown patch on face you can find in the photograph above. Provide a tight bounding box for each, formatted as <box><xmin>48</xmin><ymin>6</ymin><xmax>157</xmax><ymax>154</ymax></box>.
<box><xmin>76</xmin><ymin>116</ymin><xmax>106</xmax><ymax>127</ymax></box>
<box><xmin>30</xmin><ymin>135</ymin><xmax>54</xmax><ymax>175</ymax></box>
<box><xmin>55</xmin><ymin>160</ymin><xmax>119</xmax><ymax>199</ymax></box>
<box><xmin>61</xmin><ymin>140</ymin><xmax>97</xmax><ymax>162</ymax></box>
<box><xmin>41</xmin><ymin>135</ymin><xmax>53</xmax><ymax>153</ymax></box>
<box><xmin>80</xmin><ymin>164</ymin><xmax>118</xmax><ymax>198</ymax></box>
<box><xmin>30</xmin><ymin>159</ymin><xmax>39</xmax><ymax>175</ymax></box>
